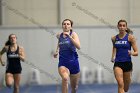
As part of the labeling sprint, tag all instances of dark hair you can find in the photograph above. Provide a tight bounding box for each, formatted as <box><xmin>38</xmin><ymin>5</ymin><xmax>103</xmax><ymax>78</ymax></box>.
<box><xmin>126</xmin><ymin>28</ymin><xmax>133</xmax><ymax>35</ymax></box>
<box><xmin>62</xmin><ymin>19</ymin><xmax>73</xmax><ymax>31</ymax></box>
<box><xmin>118</xmin><ymin>19</ymin><xmax>133</xmax><ymax>34</ymax></box>
<box><xmin>5</xmin><ymin>34</ymin><xmax>17</xmax><ymax>46</ymax></box>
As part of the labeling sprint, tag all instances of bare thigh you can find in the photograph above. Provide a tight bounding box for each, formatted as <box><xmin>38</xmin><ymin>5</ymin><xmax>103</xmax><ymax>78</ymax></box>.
<box><xmin>123</xmin><ymin>71</ymin><xmax>132</xmax><ymax>92</ymax></box>
<box><xmin>13</xmin><ymin>74</ymin><xmax>21</xmax><ymax>87</ymax></box>
<box><xmin>70</xmin><ymin>72</ymin><xmax>80</xmax><ymax>88</ymax></box>
<box><xmin>5</xmin><ymin>73</ymin><xmax>14</xmax><ymax>86</ymax></box>
<box><xmin>58</xmin><ymin>66</ymin><xmax>70</xmax><ymax>79</ymax></box>
<box><xmin>114</xmin><ymin>67</ymin><xmax>124</xmax><ymax>85</ymax></box>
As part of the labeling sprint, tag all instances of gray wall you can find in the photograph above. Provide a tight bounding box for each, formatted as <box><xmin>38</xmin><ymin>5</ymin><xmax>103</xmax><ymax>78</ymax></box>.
<box><xmin>0</xmin><ymin>26</ymin><xmax>140</xmax><ymax>85</ymax></box>
<box><xmin>2</xmin><ymin>0</ymin><xmax>140</xmax><ymax>26</ymax></box>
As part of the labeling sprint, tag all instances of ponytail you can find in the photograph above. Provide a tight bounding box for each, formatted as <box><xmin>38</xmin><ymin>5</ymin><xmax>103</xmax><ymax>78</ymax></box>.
<box><xmin>70</xmin><ymin>29</ymin><xmax>73</xmax><ymax>32</ymax></box>
<box><xmin>5</xmin><ymin>40</ymin><xmax>11</xmax><ymax>46</ymax></box>
<box><xmin>126</xmin><ymin>28</ymin><xmax>133</xmax><ymax>35</ymax></box>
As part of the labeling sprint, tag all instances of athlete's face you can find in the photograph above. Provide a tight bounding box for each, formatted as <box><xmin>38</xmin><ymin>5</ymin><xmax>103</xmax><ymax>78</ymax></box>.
<box><xmin>9</xmin><ymin>34</ymin><xmax>17</xmax><ymax>44</ymax></box>
<box><xmin>62</xmin><ymin>20</ymin><xmax>72</xmax><ymax>32</ymax></box>
<box><xmin>118</xmin><ymin>22</ymin><xmax>127</xmax><ymax>33</ymax></box>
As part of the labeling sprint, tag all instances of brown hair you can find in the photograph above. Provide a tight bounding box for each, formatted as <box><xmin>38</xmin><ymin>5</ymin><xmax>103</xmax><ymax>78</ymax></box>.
<box><xmin>118</xmin><ymin>19</ymin><xmax>133</xmax><ymax>34</ymax></box>
<box><xmin>5</xmin><ymin>34</ymin><xmax>17</xmax><ymax>46</ymax></box>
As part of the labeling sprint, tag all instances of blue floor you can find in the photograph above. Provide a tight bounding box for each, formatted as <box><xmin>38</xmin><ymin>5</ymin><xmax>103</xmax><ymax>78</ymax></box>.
<box><xmin>0</xmin><ymin>84</ymin><xmax>140</xmax><ymax>93</ymax></box>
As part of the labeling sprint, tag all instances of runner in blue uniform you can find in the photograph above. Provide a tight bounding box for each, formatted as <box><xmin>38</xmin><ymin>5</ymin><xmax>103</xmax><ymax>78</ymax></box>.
<box><xmin>111</xmin><ymin>20</ymin><xmax>138</xmax><ymax>93</ymax></box>
<box><xmin>54</xmin><ymin>19</ymin><xmax>80</xmax><ymax>93</ymax></box>
<box><xmin>0</xmin><ymin>34</ymin><xmax>25</xmax><ymax>93</ymax></box>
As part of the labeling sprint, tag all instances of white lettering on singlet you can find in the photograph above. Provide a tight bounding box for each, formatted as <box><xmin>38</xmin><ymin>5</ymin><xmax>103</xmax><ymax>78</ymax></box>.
<box><xmin>59</xmin><ymin>41</ymin><xmax>69</xmax><ymax>45</ymax></box>
<box><xmin>8</xmin><ymin>54</ymin><xmax>19</xmax><ymax>58</ymax></box>
<box><xmin>115</xmin><ymin>41</ymin><xmax>127</xmax><ymax>44</ymax></box>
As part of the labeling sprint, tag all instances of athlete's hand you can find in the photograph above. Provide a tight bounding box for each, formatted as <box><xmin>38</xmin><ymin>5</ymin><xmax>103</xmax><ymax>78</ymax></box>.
<box><xmin>111</xmin><ymin>58</ymin><xmax>115</xmax><ymax>63</ymax></box>
<box><xmin>63</xmin><ymin>32</ymin><xmax>69</xmax><ymax>35</ymax></box>
<box><xmin>63</xmin><ymin>32</ymin><xmax>71</xmax><ymax>38</ymax></box>
<box><xmin>18</xmin><ymin>49</ymin><xmax>22</xmax><ymax>56</ymax></box>
<box><xmin>53</xmin><ymin>52</ymin><xmax>58</xmax><ymax>58</ymax></box>
<box><xmin>128</xmin><ymin>50</ymin><xmax>132</xmax><ymax>55</ymax></box>
<box><xmin>1</xmin><ymin>61</ymin><xmax>5</xmax><ymax>66</ymax></box>
<box><xmin>18</xmin><ymin>47</ymin><xmax>25</xmax><ymax>62</ymax></box>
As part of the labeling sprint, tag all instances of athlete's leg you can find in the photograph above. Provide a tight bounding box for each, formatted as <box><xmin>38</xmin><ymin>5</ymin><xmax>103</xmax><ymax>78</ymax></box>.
<box><xmin>5</xmin><ymin>73</ymin><xmax>14</xmax><ymax>88</ymax></box>
<box><xmin>13</xmin><ymin>74</ymin><xmax>21</xmax><ymax>93</ymax></box>
<box><xmin>70</xmin><ymin>72</ymin><xmax>80</xmax><ymax>93</ymax></box>
<box><xmin>114</xmin><ymin>67</ymin><xmax>124</xmax><ymax>93</ymax></box>
<box><xmin>123</xmin><ymin>71</ymin><xmax>132</xmax><ymax>92</ymax></box>
<box><xmin>58</xmin><ymin>66</ymin><xmax>70</xmax><ymax>93</ymax></box>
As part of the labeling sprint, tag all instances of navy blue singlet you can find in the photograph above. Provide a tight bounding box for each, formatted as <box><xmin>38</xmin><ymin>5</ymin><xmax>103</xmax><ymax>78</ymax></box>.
<box><xmin>114</xmin><ymin>33</ymin><xmax>131</xmax><ymax>62</ymax></box>
<box><xmin>58</xmin><ymin>31</ymin><xmax>80</xmax><ymax>74</ymax></box>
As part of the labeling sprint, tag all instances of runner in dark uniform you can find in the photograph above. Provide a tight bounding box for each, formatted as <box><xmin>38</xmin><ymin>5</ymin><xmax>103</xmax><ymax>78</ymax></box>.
<box><xmin>0</xmin><ymin>34</ymin><xmax>25</xmax><ymax>93</ymax></box>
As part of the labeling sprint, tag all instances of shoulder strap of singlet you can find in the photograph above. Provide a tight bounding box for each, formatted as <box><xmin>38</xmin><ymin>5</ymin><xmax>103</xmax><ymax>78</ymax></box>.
<box><xmin>126</xmin><ymin>33</ymin><xmax>129</xmax><ymax>38</ymax></box>
<box><xmin>122</xmin><ymin>33</ymin><xmax>128</xmax><ymax>38</ymax></box>
<box><xmin>111</xmin><ymin>36</ymin><xmax>116</xmax><ymax>46</ymax></box>
<box><xmin>7</xmin><ymin>46</ymin><xmax>10</xmax><ymax>53</ymax></box>
<box><xmin>58</xmin><ymin>33</ymin><xmax>62</xmax><ymax>42</ymax></box>
<box><xmin>15</xmin><ymin>45</ymin><xmax>19</xmax><ymax>54</ymax></box>
<box><xmin>112</xmin><ymin>35</ymin><xmax>117</xmax><ymax>43</ymax></box>
<box><xmin>59</xmin><ymin>33</ymin><xmax>63</xmax><ymax>39</ymax></box>
<box><xmin>115</xmin><ymin>34</ymin><xmax>118</xmax><ymax>39</ymax></box>
<box><xmin>70</xmin><ymin>30</ymin><xmax>72</xmax><ymax>36</ymax></box>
